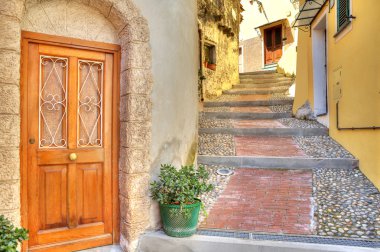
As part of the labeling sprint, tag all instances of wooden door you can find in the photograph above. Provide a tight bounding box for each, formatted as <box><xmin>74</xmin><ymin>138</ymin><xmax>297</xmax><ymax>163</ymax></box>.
<box><xmin>264</xmin><ymin>25</ymin><xmax>283</xmax><ymax>65</ymax></box>
<box><xmin>23</xmin><ymin>37</ymin><xmax>118</xmax><ymax>251</ymax></box>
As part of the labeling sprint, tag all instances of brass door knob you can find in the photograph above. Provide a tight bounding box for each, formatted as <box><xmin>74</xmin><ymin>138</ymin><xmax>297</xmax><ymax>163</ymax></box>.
<box><xmin>69</xmin><ymin>153</ymin><xmax>78</xmax><ymax>161</ymax></box>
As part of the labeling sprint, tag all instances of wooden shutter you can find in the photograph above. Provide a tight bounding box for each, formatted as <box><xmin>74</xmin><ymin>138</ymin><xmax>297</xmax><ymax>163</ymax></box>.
<box><xmin>337</xmin><ymin>0</ymin><xmax>350</xmax><ymax>30</ymax></box>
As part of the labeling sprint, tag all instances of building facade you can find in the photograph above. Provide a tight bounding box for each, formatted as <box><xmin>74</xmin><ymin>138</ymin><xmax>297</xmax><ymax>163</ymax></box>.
<box><xmin>293</xmin><ymin>0</ymin><xmax>380</xmax><ymax>189</ymax></box>
<box><xmin>198</xmin><ymin>0</ymin><xmax>241</xmax><ymax>98</ymax></box>
<box><xmin>239</xmin><ymin>0</ymin><xmax>298</xmax><ymax>75</ymax></box>
<box><xmin>0</xmin><ymin>0</ymin><xmax>200</xmax><ymax>251</ymax></box>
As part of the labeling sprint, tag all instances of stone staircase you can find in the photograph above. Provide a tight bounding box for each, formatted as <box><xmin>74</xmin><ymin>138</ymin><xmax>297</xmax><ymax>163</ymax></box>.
<box><xmin>139</xmin><ymin>71</ymin><xmax>380</xmax><ymax>252</ymax></box>
<box><xmin>199</xmin><ymin>71</ymin><xmax>358</xmax><ymax>170</ymax></box>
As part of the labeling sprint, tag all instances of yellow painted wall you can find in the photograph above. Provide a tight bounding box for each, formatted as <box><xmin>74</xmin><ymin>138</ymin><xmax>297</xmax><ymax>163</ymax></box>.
<box><xmin>294</xmin><ymin>0</ymin><xmax>380</xmax><ymax>189</ymax></box>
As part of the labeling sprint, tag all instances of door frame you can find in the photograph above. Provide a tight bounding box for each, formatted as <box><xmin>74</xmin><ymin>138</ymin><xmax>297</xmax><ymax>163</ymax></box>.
<box><xmin>312</xmin><ymin>10</ymin><xmax>330</xmax><ymax>127</ymax></box>
<box><xmin>20</xmin><ymin>31</ymin><xmax>121</xmax><ymax>251</ymax></box>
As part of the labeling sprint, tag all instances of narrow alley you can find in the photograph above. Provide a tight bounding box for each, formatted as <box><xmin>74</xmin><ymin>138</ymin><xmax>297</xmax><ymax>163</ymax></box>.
<box><xmin>198</xmin><ymin>70</ymin><xmax>380</xmax><ymax>243</ymax></box>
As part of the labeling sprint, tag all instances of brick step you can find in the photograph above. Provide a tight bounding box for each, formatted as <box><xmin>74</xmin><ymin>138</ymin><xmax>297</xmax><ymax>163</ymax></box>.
<box><xmin>198</xmin><ymin>156</ymin><xmax>359</xmax><ymax>169</ymax></box>
<box><xmin>202</xmin><ymin>112</ymin><xmax>292</xmax><ymax>120</ymax></box>
<box><xmin>234</xmin><ymin>83</ymin><xmax>292</xmax><ymax>89</ymax></box>
<box><xmin>204</xmin><ymin>99</ymin><xmax>294</xmax><ymax>107</ymax></box>
<box><xmin>199</xmin><ymin>127</ymin><xmax>328</xmax><ymax>137</ymax></box>
<box><xmin>223</xmin><ymin>87</ymin><xmax>289</xmax><ymax>95</ymax></box>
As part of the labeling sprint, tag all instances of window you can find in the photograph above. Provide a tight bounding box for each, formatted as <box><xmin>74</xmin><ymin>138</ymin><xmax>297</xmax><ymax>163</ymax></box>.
<box><xmin>337</xmin><ymin>0</ymin><xmax>350</xmax><ymax>31</ymax></box>
<box><xmin>204</xmin><ymin>43</ymin><xmax>216</xmax><ymax>65</ymax></box>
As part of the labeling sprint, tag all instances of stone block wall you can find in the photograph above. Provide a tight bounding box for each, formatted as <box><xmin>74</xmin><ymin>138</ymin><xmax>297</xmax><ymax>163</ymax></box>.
<box><xmin>0</xmin><ymin>1</ymin><xmax>23</xmax><ymax>226</ymax></box>
<box><xmin>198</xmin><ymin>0</ymin><xmax>241</xmax><ymax>98</ymax></box>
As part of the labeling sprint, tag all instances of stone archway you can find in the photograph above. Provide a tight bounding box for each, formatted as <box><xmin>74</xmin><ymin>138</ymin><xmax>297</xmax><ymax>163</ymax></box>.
<box><xmin>0</xmin><ymin>0</ymin><xmax>152</xmax><ymax>251</ymax></box>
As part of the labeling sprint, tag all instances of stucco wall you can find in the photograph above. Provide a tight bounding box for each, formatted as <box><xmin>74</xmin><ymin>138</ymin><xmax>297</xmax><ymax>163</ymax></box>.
<box><xmin>240</xmin><ymin>37</ymin><xmax>263</xmax><ymax>72</ymax></box>
<box><xmin>294</xmin><ymin>0</ymin><xmax>380</xmax><ymax>189</ymax></box>
<box><xmin>132</xmin><ymin>0</ymin><xmax>199</xmax><ymax>229</ymax></box>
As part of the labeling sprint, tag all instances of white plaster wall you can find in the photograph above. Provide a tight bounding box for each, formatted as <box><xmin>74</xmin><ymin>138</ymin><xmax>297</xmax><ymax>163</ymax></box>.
<box><xmin>132</xmin><ymin>1</ymin><xmax>199</xmax><ymax>228</ymax></box>
<box><xmin>240</xmin><ymin>0</ymin><xmax>299</xmax><ymax>41</ymax></box>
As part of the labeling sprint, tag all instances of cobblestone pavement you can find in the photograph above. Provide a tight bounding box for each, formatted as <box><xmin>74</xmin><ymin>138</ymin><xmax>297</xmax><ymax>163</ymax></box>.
<box><xmin>198</xmin><ymin>133</ymin><xmax>235</xmax><ymax>156</ymax></box>
<box><xmin>294</xmin><ymin>136</ymin><xmax>355</xmax><ymax>159</ymax></box>
<box><xmin>199</xmin><ymin>114</ymin><xmax>233</xmax><ymax>128</ymax></box>
<box><xmin>313</xmin><ymin>168</ymin><xmax>380</xmax><ymax>240</ymax></box>
<box><xmin>279</xmin><ymin>118</ymin><xmax>327</xmax><ymax>128</ymax></box>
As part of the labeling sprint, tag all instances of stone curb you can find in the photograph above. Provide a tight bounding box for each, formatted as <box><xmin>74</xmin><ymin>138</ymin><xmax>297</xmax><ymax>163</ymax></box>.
<box><xmin>199</xmin><ymin>127</ymin><xmax>329</xmax><ymax>136</ymax></box>
<box><xmin>202</xmin><ymin>112</ymin><xmax>292</xmax><ymax>119</ymax></box>
<box><xmin>204</xmin><ymin>100</ymin><xmax>294</xmax><ymax>107</ymax></box>
<box><xmin>138</xmin><ymin>231</ymin><xmax>377</xmax><ymax>252</ymax></box>
<box><xmin>197</xmin><ymin>155</ymin><xmax>359</xmax><ymax>169</ymax></box>
<box><xmin>223</xmin><ymin>88</ymin><xmax>289</xmax><ymax>95</ymax></box>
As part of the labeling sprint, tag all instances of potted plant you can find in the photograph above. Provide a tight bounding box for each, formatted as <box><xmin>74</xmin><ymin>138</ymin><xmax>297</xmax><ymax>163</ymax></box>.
<box><xmin>0</xmin><ymin>215</ymin><xmax>28</xmax><ymax>252</ymax></box>
<box><xmin>150</xmin><ymin>164</ymin><xmax>213</xmax><ymax>237</ymax></box>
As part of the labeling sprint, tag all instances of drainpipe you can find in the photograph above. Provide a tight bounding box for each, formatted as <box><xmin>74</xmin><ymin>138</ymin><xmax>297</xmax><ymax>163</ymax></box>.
<box><xmin>198</xmin><ymin>19</ymin><xmax>206</xmax><ymax>101</ymax></box>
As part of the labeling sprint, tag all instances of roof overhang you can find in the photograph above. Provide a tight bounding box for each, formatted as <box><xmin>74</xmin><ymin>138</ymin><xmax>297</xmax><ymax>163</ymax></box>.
<box><xmin>255</xmin><ymin>18</ymin><xmax>287</xmax><ymax>30</ymax></box>
<box><xmin>292</xmin><ymin>0</ymin><xmax>328</xmax><ymax>30</ymax></box>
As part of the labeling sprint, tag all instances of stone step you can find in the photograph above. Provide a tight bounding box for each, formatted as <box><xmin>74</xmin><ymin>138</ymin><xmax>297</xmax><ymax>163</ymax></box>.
<box><xmin>204</xmin><ymin>99</ymin><xmax>294</xmax><ymax>107</ymax></box>
<box><xmin>223</xmin><ymin>87</ymin><xmax>289</xmax><ymax>95</ymax></box>
<box><xmin>234</xmin><ymin>83</ymin><xmax>291</xmax><ymax>89</ymax></box>
<box><xmin>202</xmin><ymin>111</ymin><xmax>292</xmax><ymax>120</ymax></box>
<box><xmin>198</xmin><ymin>155</ymin><xmax>359</xmax><ymax>169</ymax></box>
<box><xmin>239</xmin><ymin>76</ymin><xmax>291</xmax><ymax>82</ymax></box>
<box><xmin>139</xmin><ymin>231</ymin><xmax>376</xmax><ymax>252</ymax></box>
<box><xmin>199</xmin><ymin>127</ymin><xmax>329</xmax><ymax>137</ymax></box>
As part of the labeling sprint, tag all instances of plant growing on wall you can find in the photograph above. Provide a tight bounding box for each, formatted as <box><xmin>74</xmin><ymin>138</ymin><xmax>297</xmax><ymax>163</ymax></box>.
<box><xmin>0</xmin><ymin>215</ymin><xmax>28</xmax><ymax>252</ymax></box>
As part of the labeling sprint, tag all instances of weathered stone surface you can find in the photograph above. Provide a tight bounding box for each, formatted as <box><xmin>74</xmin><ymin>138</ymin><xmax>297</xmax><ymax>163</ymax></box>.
<box><xmin>0</xmin><ymin>15</ymin><xmax>21</xmax><ymax>51</ymax></box>
<box><xmin>0</xmin><ymin>115</ymin><xmax>20</xmax><ymax>147</ymax></box>
<box><xmin>22</xmin><ymin>0</ymin><xmax>118</xmax><ymax>44</ymax></box>
<box><xmin>120</xmin><ymin>196</ymin><xmax>150</xmax><ymax>223</ymax></box>
<box><xmin>120</xmin><ymin>94</ymin><xmax>151</xmax><ymax>122</ymax></box>
<box><xmin>120</xmin><ymin>122</ymin><xmax>151</xmax><ymax>149</ymax></box>
<box><xmin>0</xmin><ymin>180</ymin><xmax>20</xmax><ymax>210</ymax></box>
<box><xmin>119</xmin><ymin>172</ymin><xmax>150</xmax><ymax>199</ymax></box>
<box><xmin>295</xmin><ymin>101</ymin><xmax>316</xmax><ymax>120</ymax></box>
<box><xmin>0</xmin><ymin>0</ymin><xmax>24</xmax><ymax>19</ymax></box>
<box><xmin>89</xmin><ymin>0</ymin><xmax>112</xmax><ymax>17</ymax></box>
<box><xmin>0</xmin><ymin>50</ymin><xmax>20</xmax><ymax>85</ymax></box>
<box><xmin>119</xmin><ymin>17</ymin><xmax>150</xmax><ymax>46</ymax></box>
<box><xmin>120</xmin><ymin>69</ymin><xmax>153</xmax><ymax>96</ymax></box>
<box><xmin>121</xmin><ymin>43</ymin><xmax>152</xmax><ymax>71</ymax></box>
<box><xmin>0</xmin><ymin>84</ymin><xmax>19</xmax><ymax>114</ymax></box>
<box><xmin>0</xmin><ymin>209</ymin><xmax>20</xmax><ymax>226</ymax></box>
<box><xmin>120</xmin><ymin>219</ymin><xmax>150</xmax><ymax>241</ymax></box>
<box><xmin>0</xmin><ymin>149</ymin><xmax>19</xmax><ymax>181</ymax></box>
<box><xmin>119</xmin><ymin>147</ymin><xmax>149</xmax><ymax>174</ymax></box>
<box><xmin>108</xmin><ymin>0</ymin><xmax>139</xmax><ymax>32</ymax></box>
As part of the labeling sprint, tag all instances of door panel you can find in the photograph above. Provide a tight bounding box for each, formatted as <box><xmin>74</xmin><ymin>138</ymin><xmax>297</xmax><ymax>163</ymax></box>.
<box><xmin>77</xmin><ymin>164</ymin><xmax>104</xmax><ymax>225</ymax></box>
<box><xmin>26</xmin><ymin>41</ymin><xmax>116</xmax><ymax>250</ymax></box>
<box><xmin>38</xmin><ymin>165</ymin><xmax>68</xmax><ymax>230</ymax></box>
